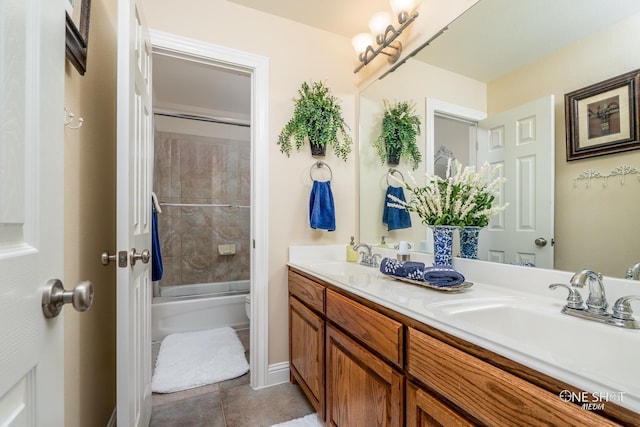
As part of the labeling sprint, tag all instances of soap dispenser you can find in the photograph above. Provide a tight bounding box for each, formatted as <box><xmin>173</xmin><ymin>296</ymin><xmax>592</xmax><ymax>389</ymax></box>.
<box><xmin>347</xmin><ymin>236</ymin><xmax>358</xmax><ymax>262</ymax></box>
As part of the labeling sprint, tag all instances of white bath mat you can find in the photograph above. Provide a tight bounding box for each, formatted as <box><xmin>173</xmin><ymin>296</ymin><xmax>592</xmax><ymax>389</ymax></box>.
<box><xmin>152</xmin><ymin>327</ymin><xmax>249</xmax><ymax>393</ymax></box>
<box><xmin>270</xmin><ymin>413</ymin><xmax>323</xmax><ymax>427</ymax></box>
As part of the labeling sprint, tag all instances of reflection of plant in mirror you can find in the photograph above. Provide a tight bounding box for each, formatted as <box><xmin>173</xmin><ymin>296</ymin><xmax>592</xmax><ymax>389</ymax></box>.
<box><xmin>388</xmin><ymin>159</ymin><xmax>508</xmax><ymax>226</ymax></box>
<box><xmin>374</xmin><ymin>99</ymin><xmax>422</xmax><ymax>170</ymax></box>
<box><xmin>277</xmin><ymin>80</ymin><xmax>352</xmax><ymax>161</ymax></box>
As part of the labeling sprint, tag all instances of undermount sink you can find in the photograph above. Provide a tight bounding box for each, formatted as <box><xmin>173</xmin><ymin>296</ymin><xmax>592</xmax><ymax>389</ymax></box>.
<box><xmin>431</xmin><ymin>298</ymin><xmax>640</xmax><ymax>394</ymax></box>
<box><xmin>301</xmin><ymin>261</ymin><xmax>381</xmax><ymax>288</ymax></box>
<box><xmin>306</xmin><ymin>261</ymin><xmax>377</xmax><ymax>277</ymax></box>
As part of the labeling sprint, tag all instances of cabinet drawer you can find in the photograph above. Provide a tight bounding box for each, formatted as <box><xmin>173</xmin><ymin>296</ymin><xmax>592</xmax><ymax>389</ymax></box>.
<box><xmin>326</xmin><ymin>289</ymin><xmax>403</xmax><ymax>367</ymax></box>
<box><xmin>289</xmin><ymin>269</ymin><xmax>325</xmax><ymax>313</ymax></box>
<box><xmin>407</xmin><ymin>327</ymin><xmax>620</xmax><ymax>426</ymax></box>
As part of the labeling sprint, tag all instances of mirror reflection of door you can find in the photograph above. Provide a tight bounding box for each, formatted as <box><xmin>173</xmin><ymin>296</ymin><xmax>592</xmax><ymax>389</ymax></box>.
<box><xmin>434</xmin><ymin>115</ymin><xmax>476</xmax><ymax>178</ymax></box>
<box><xmin>432</xmin><ymin>97</ymin><xmax>554</xmax><ymax>269</ymax></box>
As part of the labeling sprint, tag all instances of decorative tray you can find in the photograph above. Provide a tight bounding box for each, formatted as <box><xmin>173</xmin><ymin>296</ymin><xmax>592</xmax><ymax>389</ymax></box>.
<box><xmin>390</xmin><ymin>276</ymin><xmax>474</xmax><ymax>293</ymax></box>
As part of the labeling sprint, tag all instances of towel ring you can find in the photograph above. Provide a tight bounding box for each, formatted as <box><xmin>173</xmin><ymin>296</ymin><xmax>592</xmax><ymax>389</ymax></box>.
<box><xmin>387</xmin><ymin>168</ymin><xmax>404</xmax><ymax>186</ymax></box>
<box><xmin>310</xmin><ymin>161</ymin><xmax>332</xmax><ymax>182</ymax></box>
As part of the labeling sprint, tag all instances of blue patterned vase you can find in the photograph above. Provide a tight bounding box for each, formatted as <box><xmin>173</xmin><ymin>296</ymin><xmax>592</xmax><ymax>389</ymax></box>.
<box><xmin>459</xmin><ymin>226</ymin><xmax>483</xmax><ymax>259</ymax></box>
<box><xmin>431</xmin><ymin>225</ymin><xmax>458</xmax><ymax>266</ymax></box>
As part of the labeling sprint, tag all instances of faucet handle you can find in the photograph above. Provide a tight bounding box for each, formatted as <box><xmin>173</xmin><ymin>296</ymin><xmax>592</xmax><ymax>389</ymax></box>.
<box><xmin>371</xmin><ymin>253</ymin><xmax>381</xmax><ymax>268</ymax></box>
<box><xmin>549</xmin><ymin>283</ymin><xmax>585</xmax><ymax>309</ymax></box>
<box><xmin>612</xmin><ymin>295</ymin><xmax>640</xmax><ymax>320</ymax></box>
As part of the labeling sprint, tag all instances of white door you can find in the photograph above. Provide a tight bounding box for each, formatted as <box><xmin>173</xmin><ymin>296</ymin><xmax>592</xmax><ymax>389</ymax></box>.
<box><xmin>116</xmin><ymin>0</ymin><xmax>153</xmax><ymax>425</ymax></box>
<box><xmin>477</xmin><ymin>95</ymin><xmax>555</xmax><ymax>268</ymax></box>
<box><xmin>0</xmin><ymin>0</ymin><xmax>65</xmax><ymax>425</ymax></box>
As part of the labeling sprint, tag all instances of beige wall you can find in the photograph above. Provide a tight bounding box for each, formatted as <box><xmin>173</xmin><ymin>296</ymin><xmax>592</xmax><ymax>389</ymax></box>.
<box><xmin>60</xmin><ymin>1</ymin><xmax>480</xmax><ymax>423</ymax></box>
<box><xmin>488</xmin><ymin>12</ymin><xmax>640</xmax><ymax>277</ymax></box>
<box><xmin>141</xmin><ymin>0</ymin><xmax>359</xmax><ymax>366</ymax></box>
<box><xmin>63</xmin><ymin>0</ymin><xmax>118</xmax><ymax>426</ymax></box>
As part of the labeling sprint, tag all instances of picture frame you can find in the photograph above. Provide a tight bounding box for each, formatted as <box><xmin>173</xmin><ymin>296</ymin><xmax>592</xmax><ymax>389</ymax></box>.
<box><xmin>565</xmin><ymin>69</ymin><xmax>640</xmax><ymax>161</ymax></box>
<box><xmin>65</xmin><ymin>0</ymin><xmax>92</xmax><ymax>75</ymax></box>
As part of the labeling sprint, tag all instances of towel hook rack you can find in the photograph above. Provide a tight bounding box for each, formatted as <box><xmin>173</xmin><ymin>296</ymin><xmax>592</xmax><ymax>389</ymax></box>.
<box><xmin>310</xmin><ymin>161</ymin><xmax>332</xmax><ymax>182</ymax></box>
<box><xmin>387</xmin><ymin>168</ymin><xmax>404</xmax><ymax>186</ymax></box>
<box><xmin>64</xmin><ymin>106</ymin><xmax>84</xmax><ymax>129</ymax></box>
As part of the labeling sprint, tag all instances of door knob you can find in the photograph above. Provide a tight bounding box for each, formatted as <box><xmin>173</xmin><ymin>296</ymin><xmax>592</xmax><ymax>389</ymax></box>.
<box><xmin>101</xmin><ymin>250</ymin><xmax>128</xmax><ymax>267</ymax></box>
<box><xmin>534</xmin><ymin>237</ymin><xmax>548</xmax><ymax>247</ymax></box>
<box><xmin>130</xmin><ymin>248</ymin><xmax>150</xmax><ymax>266</ymax></box>
<box><xmin>42</xmin><ymin>279</ymin><xmax>94</xmax><ymax>318</ymax></box>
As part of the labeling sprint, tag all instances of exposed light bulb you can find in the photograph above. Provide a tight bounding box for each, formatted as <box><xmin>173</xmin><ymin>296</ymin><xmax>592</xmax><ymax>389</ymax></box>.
<box><xmin>352</xmin><ymin>33</ymin><xmax>373</xmax><ymax>56</ymax></box>
<box><xmin>368</xmin><ymin>12</ymin><xmax>392</xmax><ymax>43</ymax></box>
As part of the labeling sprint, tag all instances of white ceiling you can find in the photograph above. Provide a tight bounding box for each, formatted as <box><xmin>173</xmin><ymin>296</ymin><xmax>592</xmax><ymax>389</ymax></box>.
<box><xmin>152</xmin><ymin>0</ymin><xmax>640</xmax><ymax>118</ymax></box>
<box><xmin>414</xmin><ymin>0</ymin><xmax>640</xmax><ymax>82</ymax></box>
<box><xmin>226</xmin><ymin>0</ymin><xmax>392</xmax><ymax>37</ymax></box>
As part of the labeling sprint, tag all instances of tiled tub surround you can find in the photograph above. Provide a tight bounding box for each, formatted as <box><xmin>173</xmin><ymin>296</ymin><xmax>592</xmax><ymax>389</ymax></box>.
<box><xmin>153</xmin><ymin>129</ymin><xmax>250</xmax><ymax>288</ymax></box>
<box><xmin>288</xmin><ymin>245</ymin><xmax>640</xmax><ymax>416</ymax></box>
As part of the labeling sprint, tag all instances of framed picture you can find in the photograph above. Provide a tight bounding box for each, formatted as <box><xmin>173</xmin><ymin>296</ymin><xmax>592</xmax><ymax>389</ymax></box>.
<box><xmin>65</xmin><ymin>0</ymin><xmax>92</xmax><ymax>75</ymax></box>
<box><xmin>565</xmin><ymin>69</ymin><xmax>640</xmax><ymax>161</ymax></box>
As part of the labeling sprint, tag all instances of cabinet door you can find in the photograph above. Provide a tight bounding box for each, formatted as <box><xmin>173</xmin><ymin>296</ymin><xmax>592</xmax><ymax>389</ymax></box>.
<box><xmin>289</xmin><ymin>296</ymin><xmax>324</xmax><ymax>416</ymax></box>
<box><xmin>326</xmin><ymin>325</ymin><xmax>403</xmax><ymax>427</ymax></box>
<box><xmin>406</xmin><ymin>381</ymin><xmax>474</xmax><ymax>427</ymax></box>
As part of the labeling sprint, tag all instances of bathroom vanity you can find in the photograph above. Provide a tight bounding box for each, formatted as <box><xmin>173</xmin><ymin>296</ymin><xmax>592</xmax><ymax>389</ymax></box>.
<box><xmin>287</xmin><ymin>246</ymin><xmax>640</xmax><ymax>426</ymax></box>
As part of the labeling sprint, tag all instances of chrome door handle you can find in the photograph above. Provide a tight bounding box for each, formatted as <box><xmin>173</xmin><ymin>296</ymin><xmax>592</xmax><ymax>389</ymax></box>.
<box><xmin>534</xmin><ymin>237</ymin><xmax>547</xmax><ymax>247</ymax></box>
<box><xmin>101</xmin><ymin>250</ymin><xmax>128</xmax><ymax>267</ymax></box>
<box><xmin>130</xmin><ymin>248</ymin><xmax>150</xmax><ymax>266</ymax></box>
<box><xmin>42</xmin><ymin>279</ymin><xmax>94</xmax><ymax>318</ymax></box>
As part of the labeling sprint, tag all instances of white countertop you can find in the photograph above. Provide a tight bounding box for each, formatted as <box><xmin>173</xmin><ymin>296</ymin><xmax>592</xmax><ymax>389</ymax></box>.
<box><xmin>288</xmin><ymin>245</ymin><xmax>640</xmax><ymax>414</ymax></box>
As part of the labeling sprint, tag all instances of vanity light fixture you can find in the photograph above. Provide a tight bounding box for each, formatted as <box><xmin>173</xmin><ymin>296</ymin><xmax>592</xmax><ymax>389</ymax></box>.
<box><xmin>352</xmin><ymin>0</ymin><xmax>419</xmax><ymax>73</ymax></box>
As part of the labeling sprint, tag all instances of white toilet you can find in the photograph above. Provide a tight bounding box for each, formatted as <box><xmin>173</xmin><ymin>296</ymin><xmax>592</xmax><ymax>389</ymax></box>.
<box><xmin>244</xmin><ymin>294</ymin><xmax>251</xmax><ymax>319</ymax></box>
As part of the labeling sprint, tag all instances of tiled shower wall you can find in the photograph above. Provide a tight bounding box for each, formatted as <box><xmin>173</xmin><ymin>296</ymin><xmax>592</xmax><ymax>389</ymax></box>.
<box><xmin>153</xmin><ymin>128</ymin><xmax>250</xmax><ymax>288</ymax></box>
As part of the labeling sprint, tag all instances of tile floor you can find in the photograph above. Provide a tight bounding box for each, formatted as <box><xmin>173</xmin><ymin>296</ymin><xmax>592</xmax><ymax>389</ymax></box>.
<box><xmin>150</xmin><ymin>328</ymin><xmax>315</xmax><ymax>427</ymax></box>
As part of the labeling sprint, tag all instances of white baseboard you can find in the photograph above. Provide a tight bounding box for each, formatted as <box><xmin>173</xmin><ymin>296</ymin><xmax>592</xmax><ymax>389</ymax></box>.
<box><xmin>266</xmin><ymin>361</ymin><xmax>290</xmax><ymax>387</ymax></box>
<box><xmin>106</xmin><ymin>408</ymin><xmax>116</xmax><ymax>427</ymax></box>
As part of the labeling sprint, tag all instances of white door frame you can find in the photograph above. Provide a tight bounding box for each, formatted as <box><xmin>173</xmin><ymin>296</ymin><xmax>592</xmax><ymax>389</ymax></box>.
<box><xmin>425</xmin><ymin>98</ymin><xmax>487</xmax><ymax>176</ymax></box>
<box><xmin>148</xmin><ymin>30</ymin><xmax>270</xmax><ymax>389</ymax></box>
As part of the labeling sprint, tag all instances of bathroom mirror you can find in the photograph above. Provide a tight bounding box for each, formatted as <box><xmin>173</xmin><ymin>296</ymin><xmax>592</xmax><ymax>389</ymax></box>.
<box><xmin>359</xmin><ymin>0</ymin><xmax>640</xmax><ymax>277</ymax></box>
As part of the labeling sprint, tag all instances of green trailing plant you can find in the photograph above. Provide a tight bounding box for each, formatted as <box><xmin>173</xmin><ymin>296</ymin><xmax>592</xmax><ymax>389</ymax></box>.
<box><xmin>373</xmin><ymin>99</ymin><xmax>422</xmax><ymax>170</ymax></box>
<box><xmin>277</xmin><ymin>80</ymin><xmax>353</xmax><ymax>161</ymax></box>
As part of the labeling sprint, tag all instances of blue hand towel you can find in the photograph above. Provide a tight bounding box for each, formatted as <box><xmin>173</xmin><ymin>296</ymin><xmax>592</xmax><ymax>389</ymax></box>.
<box><xmin>379</xmin><ymin>258</ymin><xmax>425</xmax><ymax>280</ymax></box>
<box><xmin>309</xmin><ymin>180</ymin><xmax>336</xmax><ymax>231</ymax></box>
<box><xmin>151</xmin><ymin>206</ymin><xmax>163</xmax><ymax>281</ymax></box>
<box><xmin>423</xmin><ymin>265</ymin><xmax>465</xmax><ymax>287</ymax></box>
<box><xmin>382</xmin><ymin>186</ymin><xmax>412</xmax><ymax>231</ymax></box>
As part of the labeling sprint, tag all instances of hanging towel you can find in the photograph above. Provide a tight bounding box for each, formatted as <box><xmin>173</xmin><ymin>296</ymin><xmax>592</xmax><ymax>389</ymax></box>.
<box><xmin>309</xmin><ymin>180</ymin><xmax>336</xmax><ymax>231</ymax></box>
<box><xmin>382</xmin><ymin>186</ymin><xmax>412</xmax><ymax>231</ymax></box>
<box><xmin>151</xmin><ymin>199</ymin><xmax>164</xmax><ymax>281</ymax></box>
<box><xmin>379</xmin><ymin>258</ymin><xmax>425</xmax><ymax>280</ymax></box>
<box><xmin>422</xmin><ymin>265</ymin><xmax>465</xmax><ymax>287</ymax></box>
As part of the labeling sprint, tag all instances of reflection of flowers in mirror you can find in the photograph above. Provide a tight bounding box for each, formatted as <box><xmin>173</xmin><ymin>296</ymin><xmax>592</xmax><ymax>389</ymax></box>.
<box><xmin>387</xmin><ymin>159</ymin><xmax>509</xmax><ymax>227</ymax></box>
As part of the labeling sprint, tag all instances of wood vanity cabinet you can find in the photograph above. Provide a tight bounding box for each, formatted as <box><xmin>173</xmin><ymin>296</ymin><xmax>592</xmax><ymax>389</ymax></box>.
<box><xmin>288</xmin><ymin>270</ymin><xmax>326</xmax><ymax>417</ymax></box>
<box><xmin>288</xmin><ymin>267</ymin><xmax>634</xmax><ymax>427</ymax></box>
<box><xmin>325</xmin><ymin>325</ymin><xmax>403</xmax><ymax>426</ymax></box>
<box><xmin>325</xmin><ymin>289</ymin><xmax>404</xmax><ymax>426</ymax></box>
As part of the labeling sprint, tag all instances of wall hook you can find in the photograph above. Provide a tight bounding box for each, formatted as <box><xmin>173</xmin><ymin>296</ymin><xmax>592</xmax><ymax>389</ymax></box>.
<box><xmin>64</xmin><ymin>106</ymin><xmax>84</xmax><ymax>129</ymax></box>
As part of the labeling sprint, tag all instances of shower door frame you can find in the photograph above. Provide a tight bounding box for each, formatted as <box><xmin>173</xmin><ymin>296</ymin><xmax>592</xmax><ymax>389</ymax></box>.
<box><xmin>149</xmin><ymin>30</ymin><xmax>271</xmax><ymax>389</ymax></box>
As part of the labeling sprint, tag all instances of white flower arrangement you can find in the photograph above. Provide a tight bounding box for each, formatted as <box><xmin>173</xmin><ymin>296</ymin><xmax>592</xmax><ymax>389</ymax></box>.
<box><xmin>387</xmin><ymin>159</ymin><xmax>509</xmax><ymax>227</ymax></box>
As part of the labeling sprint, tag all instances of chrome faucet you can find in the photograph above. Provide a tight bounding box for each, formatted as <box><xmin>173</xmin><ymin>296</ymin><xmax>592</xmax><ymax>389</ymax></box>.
<box><xmin>549</xmin><ymin>269</ymin><xmax>640</xmax><ymax>329</ymax></box>
<box><xmin>611</xmin><ymin>295</ymin><xmax>640</xmax><ymax>328</ymax></box>
<box><xmin>569</xmin><ymin>269</ymin><xmax>607</xmax><ymax>314</ymax></box>
<box><xmin>353</xmin><ymin>243</ymin><xmax>380</xmax><ymax>268</ymax></box>
<box><xmin>625</xmin><ymin>262</ymin><xmax>640</xmax><ymax>280</ymax></box>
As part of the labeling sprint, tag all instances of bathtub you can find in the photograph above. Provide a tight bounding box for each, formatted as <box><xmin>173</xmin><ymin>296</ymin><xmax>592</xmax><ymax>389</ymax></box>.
<box><xmin>151</xmin><ymin>280</ymin><xmax>250</xmax><ymax>342</ymax></box>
